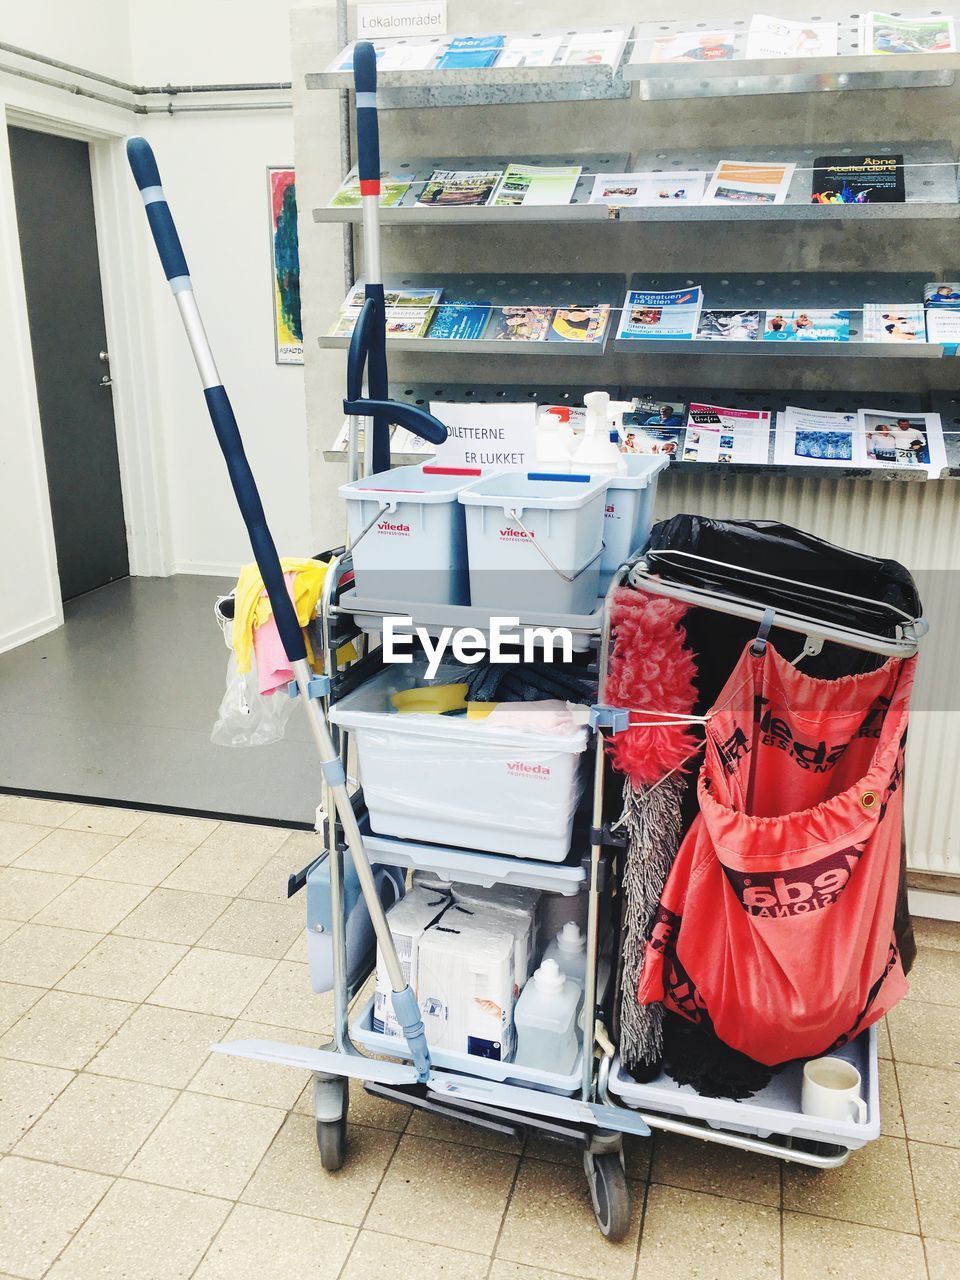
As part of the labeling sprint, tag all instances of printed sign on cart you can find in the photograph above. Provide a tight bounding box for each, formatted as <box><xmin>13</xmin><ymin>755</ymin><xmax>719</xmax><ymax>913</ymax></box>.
<box><xmin>357</xmin><ymin>2</ymin><xmax>447</xmax><ymax>39</ymax></box>
<box><xmin>430</xmin><ymin>402</ymin><xmax>538</xmax><ymax>469</ymax></box>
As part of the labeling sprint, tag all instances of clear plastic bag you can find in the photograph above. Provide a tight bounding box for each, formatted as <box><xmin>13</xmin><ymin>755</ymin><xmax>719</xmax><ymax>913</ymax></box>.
<box><xmin>211</xmin><ymin>652</ymin><xmax>297</xmax><ymax>747</ymax></box>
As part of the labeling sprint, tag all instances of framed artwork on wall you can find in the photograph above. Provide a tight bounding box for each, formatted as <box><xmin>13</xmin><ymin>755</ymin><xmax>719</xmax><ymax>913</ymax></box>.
<box><xmin>268</xmin><ymin>166</ymin><xmax>303</xmax><ymax>364</ymax></box>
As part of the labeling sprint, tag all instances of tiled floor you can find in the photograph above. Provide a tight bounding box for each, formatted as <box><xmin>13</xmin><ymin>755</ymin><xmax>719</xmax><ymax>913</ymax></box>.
<box><xmin>0</xmin><ymin>792</ymin><xmax>958</xmax><ymax>1280</ymax></box>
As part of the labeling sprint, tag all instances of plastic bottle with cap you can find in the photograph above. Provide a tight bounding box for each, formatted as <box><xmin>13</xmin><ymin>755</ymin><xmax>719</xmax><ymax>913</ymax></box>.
<box><xmin>511</xmin><ymin>958</ymin><xmax>581</xmax><ymax>1073</ymax></box>
<box><xmin>543</xmin><ymin>921</ymin><xmax>588</xmax><ymax>989</ymax></box>
<box><xmin>572</xmin><ymin>391</ymin><xmax>627</xmax><ymax>475</ymax></box>
<box><xmin>535</xmin><ymin>406</ymin><xmax>574</xmax><ymax>470</ymax></box>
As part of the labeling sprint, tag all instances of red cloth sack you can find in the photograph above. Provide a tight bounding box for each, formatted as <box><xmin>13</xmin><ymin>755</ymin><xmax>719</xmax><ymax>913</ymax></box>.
<box><xmin>637</xmin><ymin>640</ymin><xmax>917</xmax><ymax>1066</ymax></box>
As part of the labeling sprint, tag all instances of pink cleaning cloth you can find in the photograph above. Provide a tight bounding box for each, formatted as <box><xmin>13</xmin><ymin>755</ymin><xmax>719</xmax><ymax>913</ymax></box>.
<box><xmin>253</xmin><ymin>573</ymin><xmax>299</xmax><ymax>695</ymax></box>
<box><xmin>484</xmin><ymin>699</ymin><xmax>579</xmax><ymax>735</ymax></box>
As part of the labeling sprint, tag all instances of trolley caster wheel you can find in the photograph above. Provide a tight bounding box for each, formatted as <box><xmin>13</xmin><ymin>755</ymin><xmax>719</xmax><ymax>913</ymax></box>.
<box><xmin>584</xmin><ymin>1150</ymin><xmax>631</xmax><ymax>1241</ymax></box>
<box><xmin>314</xmin><ymin>1072</ymin><xmax>349</xmax><ymax>1172</ymax></box>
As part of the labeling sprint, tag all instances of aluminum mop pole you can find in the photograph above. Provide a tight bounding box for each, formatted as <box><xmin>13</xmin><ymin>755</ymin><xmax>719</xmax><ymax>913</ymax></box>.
<box><xmin>126</xmin><ymin>136</ymin><xmax>431</xmax><ymax>1082</ymax></box>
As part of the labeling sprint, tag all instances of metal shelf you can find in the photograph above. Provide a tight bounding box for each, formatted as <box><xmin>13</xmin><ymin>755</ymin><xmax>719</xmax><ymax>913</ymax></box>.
<box><xmin>314</xmin><ymin>142</ymin><xmax>959</xmax><ymax>225</ymax></box>
<box><xmin>307</xmin><ymin>29</ymin><xmax>631</xmax><ymax>107</ymax></box>
<box><xmin>626</xmin><ymin>15</ymin><xmax>960</xmax><ymax>99</ymax></box>
<box><xmin>319</xmin><ymin>273</ymin><xmax>624</xmax><ymax>356</ymax></box>
<box><xmin>325</xmin><ymin>382</ymin><xmax>959</xmax><ymax>480</ymax></box>
<box><xmin>613</xmin><ymin>271</ymin><xmax>955</xmax><ymax>358</ymax></box>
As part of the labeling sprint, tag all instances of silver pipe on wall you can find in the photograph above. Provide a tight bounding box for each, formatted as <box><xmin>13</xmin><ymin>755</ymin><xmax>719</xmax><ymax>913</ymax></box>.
<box><xmin>337</xmin><ymin>0</ymin><xmax>355</xmax><ymax>290</ymax></box>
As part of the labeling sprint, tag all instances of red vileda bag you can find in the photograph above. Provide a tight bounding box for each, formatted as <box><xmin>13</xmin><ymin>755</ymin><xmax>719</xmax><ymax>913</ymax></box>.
<box><xmin>637</xmin><ymin>640</ymin><xmax>917</xmax><ymax>1067</ymax></box>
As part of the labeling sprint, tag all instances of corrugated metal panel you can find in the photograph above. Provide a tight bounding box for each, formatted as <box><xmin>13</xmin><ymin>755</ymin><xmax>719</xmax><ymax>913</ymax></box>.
<box><xmin>654</xmin><ymin>472</ymin><xmax>960</xmax><ymax>875</ymax></box>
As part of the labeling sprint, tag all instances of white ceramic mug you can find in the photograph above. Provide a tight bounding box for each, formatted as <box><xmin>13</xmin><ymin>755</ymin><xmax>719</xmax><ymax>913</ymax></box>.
<box><xmin>801</xmin><ymin>1056</ymin><xmax>867</xmax><ymax>1124</ymax></box>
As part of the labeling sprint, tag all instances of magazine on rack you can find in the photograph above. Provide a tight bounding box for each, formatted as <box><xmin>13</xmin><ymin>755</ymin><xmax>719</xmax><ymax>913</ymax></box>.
<box><xmin>334</xmin><ymin>41</ymin><xmax>438</xmax><ymax>71</ymax></box>
<box><xmin>642</xmin><ymin>30</ymin><xmax>736</xmax><ymax>63</ymax></box>
<box><xmin>330</xmin><ymin>286</ymin><xmax>442</xmax><ymax>338</ymax></box>
<box><xmin>862</xmin><ymin>304</ymin><xmax>926</xmax><ymax>342</ymax></box>
<box><xmin>924</xmin><ymin>281</ymin><xmax>960</xmax><ymax>305</ymax></box>
<box><xmin>859</xmin><ymin>12</ymin><xmax>956</xmax><ymax>55</ymax></box>
<box><xmin>329</xmin><ymin>172</ymin><xmax>412</xmax><ymax>207</ymax></box>
<box><xmin>619</xmin><ymin>400</ymin><xmax>687</xmax><ymax>458</ymax></box>
<box><xmin>416</xmin><ymin>169</ymin><xmax>503</xmax><ymax>206</ymax></box>
<box><xmin>426</xmin><ymin>303</ymin><xmax>492</xmax><ymax>340</ymax></box>
<box><xmin>811</xmin><ymin>154</ymin><xmax>905</xmax><ymax>204</ymax></box>
<box><xmin>562</xmin><ymin>30</ymin><xmax>628</xmax><ymax>66</ymax></box>
<box><xmin>696</xmin><ymin>309</ymin><xmax>763</xmax><ymax>341</ymax></box>
<box><xmin>745</xmin><ymin>16</ymin><xmax>839</xmax><ymax>58</ymax></box>
<box><xmin>682</xmin><ymin>403</ymin><xmax>771</xmax><ymax>464</ymax></box>
<box><xmin>436</xmin><ymin>36</ymin><xmax>505</xmax><ymax>68</ymax></box>
<box><xmin>491</xmin><ymin>164</ymin><xmax>582</xmax><ymax>206</ymax></box>
<box><xmin>703</xmin><ymin>160</ymin><xmax>795</xmax><ymax>204</ymax></box>
<box><xmin>773</xmin><ymin>407</ymin><xmax>860</xmax><ymax>467</ymax></box>
<box><xmin>616</xmin><ymin>287</ymin><xmax>704</xmax><ymax>340</ymax></box>
<box><xmin>763</xmin><ymin>309</ymin><xmax>851</xmax><ymax>342</ymax></box>
<box><xmin>548</xmin><ymin>305</ymin><xmax>611</xmax><ymax>343</ymax></box>
<box><xmin>588</xmin><ymin>171</ymin><xmax>705</xmax><ymax>206</ymax></box>
<box><xmin>860</xmin><ymin>410</ymin><xmax>946</xmax><ymax>476</ymax></box>
<box><xmin>497</xmin><ymin>35</ymin><xmax>563</xmax><ymax>67</ymax></box>
<box><xmin>924</xmin><ymin>283</ymin><xmax>960</xmax><ymax>342</ymax></box>
<box><xmin>485</xmin><ymin>306</ymin><xmax>553</xmax><ymax>341</ymax></box>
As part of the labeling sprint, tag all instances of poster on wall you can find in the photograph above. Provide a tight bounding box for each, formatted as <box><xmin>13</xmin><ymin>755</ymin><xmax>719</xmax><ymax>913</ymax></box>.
<box><xmin>268</xmin><ymin>167</ymin><xmax>303</xmax><ymax>364</ymax></box>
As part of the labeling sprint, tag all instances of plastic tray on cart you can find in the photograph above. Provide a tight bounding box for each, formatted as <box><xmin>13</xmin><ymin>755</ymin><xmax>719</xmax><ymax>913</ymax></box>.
<box><xmin>351</xmin><ymin>994</ymin><xmax>583</xmax><ymax>1095</ymax></box>
<box><xmin>608</xmin><ymin>1025</ymin><xmax>879</xmax><ymax>1150</ymax></box>
<box><xmin>358</xmin><ymin>813</ymin><xmax>587</xmax><ymax>895</ymax></box>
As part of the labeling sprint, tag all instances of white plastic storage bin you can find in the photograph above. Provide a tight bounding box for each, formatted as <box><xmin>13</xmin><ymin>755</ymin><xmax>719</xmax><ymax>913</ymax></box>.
<box><xmin>459</xmin><ymin>471</ymin><xmax>609</xmax><ymax>616</ymax></box>
<box><xmin>339</xmin><ymin>464</ymin><xmax>478</xmax><ymax>606</ymax></box>
<box><xmin>600</xmin><ymin>455</ymin><xmax>670</xmax><ymax>587</ymax></box>
<box><xmin>328</xmin><ymin>662</ymin><xmax>589</xmax><ymax>861</ymax></box>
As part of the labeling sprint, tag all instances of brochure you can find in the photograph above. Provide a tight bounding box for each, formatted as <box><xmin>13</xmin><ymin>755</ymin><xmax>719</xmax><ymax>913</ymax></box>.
<box><xmin>426</xmin><ymin>303</ymin><xmax>492</xmax><ymax>340</ymax></box>
<box><xmin>862</xmin><ymin>304</ymin><xmax>926</xmax><ymax>343</ymax></box>
<box><xmin>811</xmin><ymin>154</ymin><xmax>905</xmax><ymax>204</ymax></box>
<box><xmin>562</xmin><ymin>30</ymin><xmax>628</xmax><ymax>66</ymax></box>
<box><xmin>763</xmin><ymin>309</ymin><xmax>850</xmax><ymax>342</ymax></box>
<box><xmin>859</xmin><ymin>410</ymin><xmax>946</xmax><ymax>476</ymax></box>
<box><xmin>416</xmin><ymin>169</ymin><xmax>502</xmax><ymax>206</ymax></box>
<box><xmin>925</xmin><ymin>308</ymin><xmax>960</xmax><ymax>343</ymax></box>
<box><xmin>616</xmin><ymin>287</ymin><xmax>704</xmax><ymax>341</ymax></box>
<box><xmin>696</xmin><ymin>309</ymin><xmax>762</xmax><ymax>341</ymax></box>
<box><xmin>644</xmin><ymin>30</ymin><xmax>736</xmax><ymax>63</ymax></box>
<box><xmin>860</xmin><ymin>12</ymin><xmax>956</xmax><ymax>55</ymax></box>
<box><xmin>745</xmin><ymin>15</ymin><xmax>839</xmax><ymax>58</ymax></box>
<box><xmin>384</xmin><ymin>306</ymin><xmax>437</xmax><ymax>338</ymax></box>
<box><xmin>436</xmin><ymin>35</ymin><xmax>505</xmax><ymax>69</ymax></box>
<box><xmin>342</xmin><ymin>284</ymin><xmax>443</xmax><ymax>310</ymax></box>
<box><xmin>774</xmin><ymin>407</ymin><xmax>859</xmax><ymax>467</ymax></box>
<box><xmin>620</xmin><ymin>400</ymin><xmax>687</xmax><ymax>458</ymax></box>
<box><xmin>549</xmin><ymin>304</ymin><xmax>610</xmax><ymax>344</ymax></box>
<box><xmin>334</xmin><ymin>41</ymin><xmax>438</xmax><ymax>72</ymax></box>
<box><xmin>485</xmin><ymin>306</ymin><xmax>553</xmax><ymax>341</ymax></box>
<box><xmin>329</xmin><ymin>172</ymin><xmax>412</xmax><ymax>208</ymax></box>
<box><xmin>703</xmin><ymin>160</ymin><xmax>796</xmax><ymax>205</ymax></box>
<box><xmin>924</xmin><ymin>281</ymin><xmax>960</xmax><ymax>305</ymax></box>
<box><xmin>491</xmin><ymin>163</ymin><xmax>582</xmax><ymax>207</ymax></box>
<box><xmin>683</xmin><ymin>403</ymin><xmax>771</xmax><ymax>465</ymax></box>
<box><xmin>328</xmin><ymin>307</ymin><xmax>363</xmax><ymax>338</ymax></box>
<box><xmin>332</xmin><ymin>286</ymin><xmax>443</xmax><ymax>338</ymax></box>
<box><xmin>497</xmin><ymin>35</ymin><xmax>563</xmax><ymax>67</ymax></box>
<box><xmin>589</xmin><ymin>171</ymin><xmax>705</xmax><ymax>206</ymax></box>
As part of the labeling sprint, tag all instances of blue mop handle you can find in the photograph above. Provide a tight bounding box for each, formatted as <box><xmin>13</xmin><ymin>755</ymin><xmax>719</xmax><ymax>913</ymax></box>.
<box><xmin>353</xmin><ymin>41</ymin><xmax>380</xmax><ymax>189</ymax></box>
<box><xmin>126</xmin><ymin>136</ymin><xmax>307</xmax><ymax>666</ymax></box>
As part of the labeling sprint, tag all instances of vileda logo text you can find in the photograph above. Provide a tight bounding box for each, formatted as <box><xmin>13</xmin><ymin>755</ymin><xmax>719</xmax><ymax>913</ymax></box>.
<box><xmin>377</xmin><ymin>519</ymin><xmax>410</xmax><ymax>535</ymax></box>
<box><xmin>383</xmin><ymin>615</ymin><xmax>574</xmax><ymax>679</ymax></box>
<box><xmin>507</xmin><ymin>761</ymin><xmax>551</xmax><ymax>779</ymax></box>
<box><xmin>499</xmin><ymin>526</ymin><xmax>533</xmax><ymax>541</ymax></box>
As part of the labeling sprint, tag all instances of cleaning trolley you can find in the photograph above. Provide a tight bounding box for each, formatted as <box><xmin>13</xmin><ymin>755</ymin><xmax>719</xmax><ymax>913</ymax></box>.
<box><xmin>128</xmin><ymin>42</ymin><xmax>929</xmax><ymax>1241</ymax></box>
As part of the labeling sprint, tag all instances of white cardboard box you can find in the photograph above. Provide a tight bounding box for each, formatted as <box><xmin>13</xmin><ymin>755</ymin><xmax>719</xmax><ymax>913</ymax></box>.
<box><xmin>374</xmin><ymin>886</ymin><xmax>450</xmax><ymax>1036</ymax></box>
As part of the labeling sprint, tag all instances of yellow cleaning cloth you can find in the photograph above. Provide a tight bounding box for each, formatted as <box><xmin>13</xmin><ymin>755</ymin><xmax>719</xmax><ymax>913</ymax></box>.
<box><xmin>232</xmin><ymin>558</ymin><xmax>354</xmax><ymax>675</ymax></box>
<box><xmin>391</xmin><ymin>684</ymin><xmax>469</xmax><ymax>716</ymax></box>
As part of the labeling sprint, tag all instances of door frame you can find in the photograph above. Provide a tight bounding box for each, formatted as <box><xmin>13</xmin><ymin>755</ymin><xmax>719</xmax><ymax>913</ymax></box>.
<box><xmin>3</xmin><ymin>94</ymin><xmax>172</xmax><ymax>611</ymax></box>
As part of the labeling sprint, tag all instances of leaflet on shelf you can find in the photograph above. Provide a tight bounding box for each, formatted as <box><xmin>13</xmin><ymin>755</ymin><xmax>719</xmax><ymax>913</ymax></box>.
<box><xmin>616</xmin><ymin>287</ymin><xmax>704</xmax><ymax>340</ymax></box>
<box><xmin>416</xmin><ymin>168</ymin><xmax>503</xmax><ymax>206</ymax></box>
<box><xmin>811</xmin><ymin>153</ymin><xmax>905</xmax><ymax>204</ymax></box>
<box><xmin>859</xmin><ymin>409</ymin><xmax>946</xmax><ymax>475</ymax></box>
<box><xmin>926</xmin><ymin>309</ymin><xmax>960</xmax><ymax>343</ymax></box>
<box><xmin>697</xmin><ymin>309</ymin><xmax>763</xmax><ymax>341</ymax></box>
<box><xmin>426</xmin><ymin>303</ymin><xmax>492</xmax><ymax>339</ymax></box>
<box><xmin>762</xmin><ymin>309</ymin><xmax>851</xmax><ymax>342</ymax></box>
<box><xmin>859</xmin><ymin>12</ymin><xmax>957</xmax><ymax>55</ymax></box>
<box><xmin>588</xmin><ymin>170</ymin><xmax>705</xmax><ymax>206</ymax></box>
<box><xmin>436</xmin><ymin>35</ymin><xmax>505</xmax><ymax>68</ymax></box>
<box><xmin>642</xmin><ymin>30</ymin><xmax>736</xmax><ymax>64</ymax></box>
<box><xmin>330</xmin><ymin>286</ymin><xmax>443</xmax><ymax>338</ymax></box>
<box><xmin>329</xmin><ymin>171</ymin><xmax>413</xmax><ymax>207</ymax></box>
<box><xmin>773</xmin><ymin>407</ymin><xmax>861</xmax><ymax>468</ymax></box>
<box><xmin>561</xmin><ymin>29</ymin><xmax>628</xmax><ymax>66</ymax></box>
<box><xmin>334</xmin><ymin>40</ymin><xmax>440</xmax><ymax>71</ymax></box>
<box><xmin>496</xmin><ymin>34</ymin><xmax>563</xmax><ymax>67</ymax></box>
<box><xmin>491</xmin><ymin>163</ymin><xmax>582</xmax><ymax>206</ymax></box>
<box><xmin>548</xmin><ymin>304</ymin><xmax>610</xmax><ymax>344</ymax></box>
<box><xmin>924</xmin><ymin>281</ymin><xmax>960</xmax><ymax>305</ymax></box>
<box><xmin>774</xmin><ymin>405</ymin><xmax>947</xmax><ymax>476</ymax></box>
<box><xmin>862</xmin><ymin>304</ymin><xmax>926</xmax><ymax>342</ymax></box>
<box><xmin>485</xmin><ymin>305</ymin><xmax>553</xmax><ymax>341</ymax></box>
<box><xmin>703</xmin><ymin>160</ymin><xmax>795</xmax><ymax>205</ymax></box>
<box><xmin>619</xmin><ymin>400</ymin><xmax>687</xmax><ymax>459</ymax></box>
<box><xmin>683</xmin><ymin>403</ymin><xmax>771</xmax><ymax>464</ymax></box>
<box><xmin>745</xmin><ymin>16</ymin><xmax>839</xmax><ymax>59</ymax></box>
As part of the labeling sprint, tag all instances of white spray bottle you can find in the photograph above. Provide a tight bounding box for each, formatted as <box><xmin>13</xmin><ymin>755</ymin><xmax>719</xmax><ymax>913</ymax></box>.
<box><xmin>572</xmin><ymin>391</ymin><xmax>627</xmax><ymax>475</ymax></box>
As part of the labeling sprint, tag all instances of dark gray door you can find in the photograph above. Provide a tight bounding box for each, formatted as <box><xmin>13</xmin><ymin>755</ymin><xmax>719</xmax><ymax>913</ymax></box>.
<box><xmin>8</xmin><ymin>126</ymin><xmax>129</xmax><ymax>601</ymax></box>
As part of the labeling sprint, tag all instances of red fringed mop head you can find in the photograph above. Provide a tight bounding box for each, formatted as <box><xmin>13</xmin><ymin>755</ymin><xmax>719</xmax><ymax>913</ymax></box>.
<box><xmin>602</xmin><ymin>588</ymin><xmax>699</xmax><ymax>788</ymax></box>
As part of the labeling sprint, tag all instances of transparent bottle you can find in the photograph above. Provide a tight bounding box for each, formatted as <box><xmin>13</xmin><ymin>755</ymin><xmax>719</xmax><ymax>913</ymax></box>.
<box><xmin>512</xmin><ymin>958</ymin><xmax>580</xmax><ymax>1074</ymax></box>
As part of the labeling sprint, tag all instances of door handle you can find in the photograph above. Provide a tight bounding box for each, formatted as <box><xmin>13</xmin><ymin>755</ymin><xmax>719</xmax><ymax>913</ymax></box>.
<box><xmin>99</xmin><ymin>375</ymin><xmax>113</xmax><ymax>388</ymax></box>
